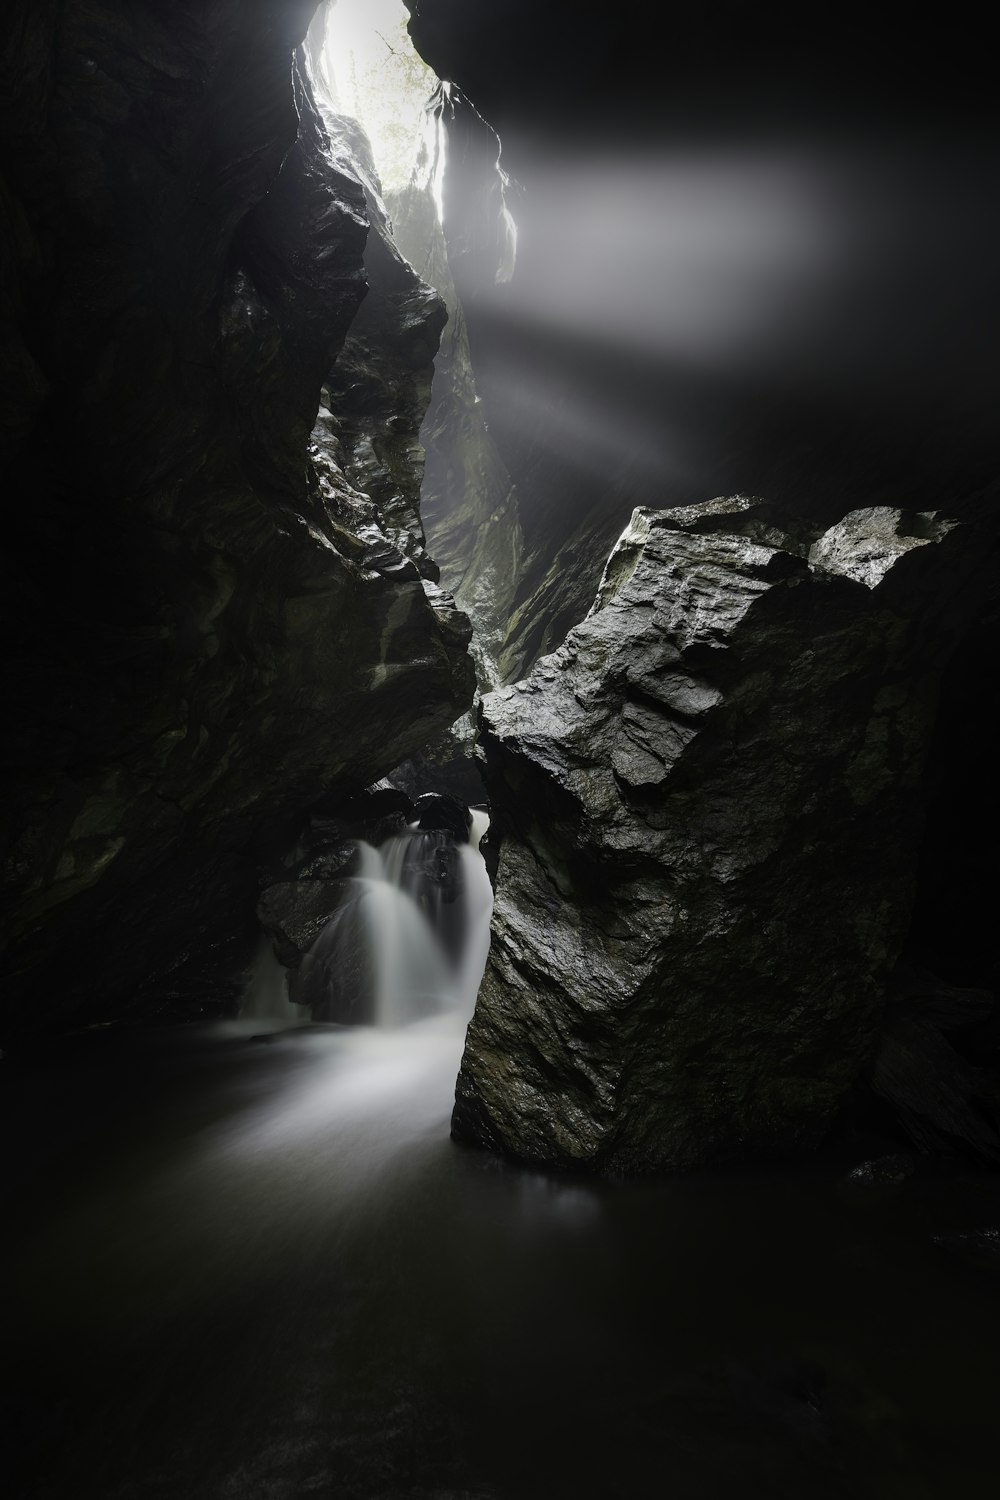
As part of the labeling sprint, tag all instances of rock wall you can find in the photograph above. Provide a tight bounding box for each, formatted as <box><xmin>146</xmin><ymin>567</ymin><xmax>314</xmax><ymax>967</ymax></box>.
<box><xmin>406</xmin><ymin>0</ymin><xmax>999</xmax><ymax>692</ymax></box>
<box><xmin>0</xmin><ymin>1</ymin><xmax>474</xmax><ymax>1042</ymax></box>
<box><xmin>388</xmin><ymin>172</ymin><xmax>522</xmax><ymax>692</ymax></box>
<box><xmin>454</xmin><ymin>499</ymin><xmax>989</xmax><ymax>1172</ymax></box>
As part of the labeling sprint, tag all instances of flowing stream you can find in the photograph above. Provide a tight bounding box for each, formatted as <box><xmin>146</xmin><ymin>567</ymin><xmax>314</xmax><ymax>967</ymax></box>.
<box><xmin>241</xmin><ymin>808</ymin><xmax>493</xmax><ymax>1034</ymax></box>
<box><xmin>4</xmin><ymin>807</ymin><xmax>1000</xmax><ymax>1498</ymax></box>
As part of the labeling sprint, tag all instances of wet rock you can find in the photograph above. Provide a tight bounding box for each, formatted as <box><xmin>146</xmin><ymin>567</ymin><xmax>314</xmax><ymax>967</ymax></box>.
<box><xmin>867</xmin><ymin>1013</ymin><xmax>1000</xmax><ymax>1164</ymax></box>
<box><xmin>389</xmin><ymin>727</ymin><xmax>490</xmax><ymax>810</ymax></box>
<box><xmin>841</xmin><ymin>1154</ymin><xmax>916</xmax><ymax>1194</ymax></box>
<box><xmin>394</xmin><ymin>830</ymin><xmax>463</xmax><ymax>903</ymax></box>
<box><xmin>387</xmin><ymin>174</ymin><xmax>524</xmax><ymax>692</ymax></box>
<box><xmin>294</xmin><ymin>842</ymin><xmax>362</xmax><ymax>882</ymax></box>
<box><xmin>289</xmin><ymin>886</ymin><xmax>378</xmax><ymax>1025</ymax></box>
<box><xmin>392</xmin><ymin>828</ymin><xmax>466</xmax><ymax>963</ymax></box>
<box><xmin>932</xmin><ymin>1227</ymin><xmax>1000</xmax><ymax>1273</ymax></box>
<box><xmin>0</xmin><ymin>16</ymin><xmax>474</xmax><ymax>1041</ymax></box>
<box><xmin>888</xmin><ymin>964</ymin><xmax>995</xmax><ymax>1033</ymax></box>
<box><xmin>303</xmin><ymin>784</ymin><xmax>415</xmax><ymax>853</ymax></box>
<box><xmin>454</xmin><ymin>498</ymin><xmax>987</xmax><ymax>1173</ymax></box>
<box><xmin>414</xmin><ymin>792</ymin><xmax>472</xmax><ymax>843</ymax></box>
<box><xmin>256</xmin><ymin>880</ymin><xmax>350</xmax><ymax>970</ymax></box>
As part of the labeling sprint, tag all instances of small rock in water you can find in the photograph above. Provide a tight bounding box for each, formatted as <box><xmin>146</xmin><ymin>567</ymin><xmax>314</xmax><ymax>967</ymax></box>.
<box><xmin>413</xmin><ymin>792</ymin><xmax>472</xmax><ymax>843</ymax></box>
<box><xmin>889</xmin><ymin>963</ymin><xmax>996</xmax><ymax>1033</ymax></box>
<box><xmin>842</xmin><ymin>1154</ymin><xmax>916</xmax><ymax>1193</ymax></box>
<box><xmin>295</xmin><ymin>841</ymin><xmax>362</xmax><ymax>880</ymax></box>
<box><xmin>932</xmin><ymin>1227</ymin><xmax>1000</xmax><ymax>1272</ymax></box>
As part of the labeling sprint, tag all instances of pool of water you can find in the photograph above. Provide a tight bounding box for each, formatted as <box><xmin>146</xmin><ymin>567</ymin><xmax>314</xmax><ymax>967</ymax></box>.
<box><xmin>3</xmin><ymin>1017</ymin><xmax>1000</xmax><ymax>1498</ymax></box>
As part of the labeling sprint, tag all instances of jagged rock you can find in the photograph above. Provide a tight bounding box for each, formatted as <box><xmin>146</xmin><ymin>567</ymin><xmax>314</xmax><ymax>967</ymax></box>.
<box><xmin>932</xmin><ymin>1228</ymin><xmax>1000</xmax><ymax>1272</ymax></box>
<box><xmin>888</xmin><ymin>964</ymin><xmax>996</xmax><ymax>1033</ymax></box>
<box><xmin>308</xmin><ymin>110</ymin><xmax>449</xmax><ymax>587</ymax></box>
<box><xmin>389</xmin><ymin>721</ymin><xmax>490</xmax><ymax>809</ymax></box>
<box><xmin>302</xmin><ymin>783</ymin><xmax>415</xmax><ymax>852</ymax></box>
<box><xmin>256</xmin><ymin>880</ymin><xmax>350</xmax><ymax>970</ymax></box>
<box><xmin>409</xmin><ymin>3</ymin><xmax>998</xmax><ymax>706</ymax></box>
<box><xmin>287</xmin><ymin>881</ymin><xmax>378</xmax><ymax>1024</ymax></box>
<box><xmin>387</xmin><ymin>175</ymin><xmax>523</xmax><ymax>690</ymax></box>
<box><xmin>414</xmin><ymin>792</ymin><xmax>472</xmax><ymax>842</ymax></box>
<box><xmin>453</xmin><ymin>498</ymin><xmax>987</xmax><ymax>1173</ymax></box>
<box><xmin>867</xmin><ymin>1013</ymin><xmax>1000</xmax><ymax>1164</ymax></box>
<box><xmin>841</xmin><ymin>1154</ymin><xmax>916</xmax><ymax>1194</ymax></box>
<box><xmin>294</xmin><ymin>842</ymin><xmax>361</xmax><ymax>882</ymax></box>
<box><xmin>0</xmin><ymin>9</ymin><xmax>474</xmax><ymax>1042</ymax></box>
<box><xmin>391</xmin><ymin>827</ymin><xmax>467</xmax><ymax>963</ymax></box>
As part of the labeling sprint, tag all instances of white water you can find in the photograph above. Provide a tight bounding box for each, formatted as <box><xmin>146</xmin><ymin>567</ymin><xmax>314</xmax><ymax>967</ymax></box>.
<box><xmin>372</xmin><ymin>807</ymin><xmax>493</xmax><ymax>1026</ymax></box>
<box><xmin>241</xmin><ymin>806</ymin><xmax>492</xmax><ymax>1033</ymax></box>
<box><xmin>15</xmin><ymin>813</ymin><xmax>991</xmax><ymax>1496</ymax></box>
<box><xmin>238</xmin><ymin>933</ymin><xmax>307</xmax><ymax>1030</ymax></box>
<box><xmin>229</xmin><ymin>807</ymin><xmax>494</xmax><ymax>1197</ymax></box>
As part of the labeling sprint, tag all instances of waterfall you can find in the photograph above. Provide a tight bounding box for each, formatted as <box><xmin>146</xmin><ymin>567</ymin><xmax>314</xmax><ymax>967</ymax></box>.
<box><xmin>455</xmin><ymin>807</ymin><xmax>494</xmax><ymax>1020</ymax></box>
<box><xmin>239</xmin><ymin>934</ymin><xmax>306</xmax><ymax>1028</ymax></box>
<box><xmin>243</xmin><ymin>807</ymin><xmax>493</xmax><ymax>1031</ymax></box>
<box><xmin>315</xmin><ymin>808</ymin><xmax>492</xmax><ymax>1027</ymax></box>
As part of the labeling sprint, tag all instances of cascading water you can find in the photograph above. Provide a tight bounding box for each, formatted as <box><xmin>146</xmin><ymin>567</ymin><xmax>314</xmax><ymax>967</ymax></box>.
<box><xmin>282</xmin><ymin>806</ymin><xmax>493</xmax><ymax>1031</ymax></box>
<box><xmin>228</xmin><ymin>804</ymin><xmax>493</xmax><ymax>1188</ymax></box>
<box><xmin>242</xmin><ymin>803</ymin><xmax>491</xmax><ymax>1039</ymax></box>
<box><xmin>12</xmin><ymin>802</ymin><xmax>999</xmax><ymax>1499</ymax></box>
<box><xmin>239</xmin><ymin>934</ymin><xmax>307</xmax><ymax>1028</ymax></box>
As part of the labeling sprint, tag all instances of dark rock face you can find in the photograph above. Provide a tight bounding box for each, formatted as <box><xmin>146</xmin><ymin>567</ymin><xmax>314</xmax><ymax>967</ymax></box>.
<box><xmin>257</xmin><ymin>878</ymin><xmax>350</xmax><ymax>972</ymax></box>
<box><xmin>933</xmin><ymin>1228</ymin><xmax>1000</xmax><ymax>1273</ymax></box>
<box><xmin>454</xmin><ymin>498</ymin><xmax>989</xmax><ymax>1173</ymax></box>
<box><xmin>841</xmin><ymin>1155</ymin><xmax>916</xmax><ymax>1194</ymax></box>
<box><xmin>867</xmin><ymin>1013</ymin><xmax>1000</xmax><ymax>1164</ymax></box>
<box><xmin>298</xmin><ymin>782</ymin><xmax>415</xmax><ymax>857</ymax></box>
<box><xmin>387</xmin><ymin>147</ymin><xmax>523</xmax><ymax>691</ymax></box>
<box><xmin>0</xmin><ymin>3</ymin><xmax>474</xmax><ymax>1041</ymax></box>
<box><xmin>408</xmin><ymin>1</ymin><xmax>999</xmax><ymax>697</ymax></box>
<box><xmin>413</xmin><ymin>791</ymin><xmax>471</xmax><ymax>843</ymax></box>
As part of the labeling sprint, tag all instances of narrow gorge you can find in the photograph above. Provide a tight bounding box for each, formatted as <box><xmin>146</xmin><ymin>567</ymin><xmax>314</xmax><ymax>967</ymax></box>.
<box><xmin>2</xmin><ymin>2</ymin><xmax>999</xmax><ymax>1497</ymax></box>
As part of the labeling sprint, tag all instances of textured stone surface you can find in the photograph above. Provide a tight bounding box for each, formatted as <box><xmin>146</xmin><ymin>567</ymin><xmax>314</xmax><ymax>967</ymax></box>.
<box><xmin>407</xmin><ymin>1</ymin><xmax>1000</xmax><ymax>700</ymax></box>
<box><xmin>257</xmin><ymin>879</ymin><xmax>350</xmax><ymax>971</ymax></box>
<box><xmin>867</xmin><ymin>1013</ymin><xmax>1000</xmax><ymax>1164</ymax></box>
<box><xmin>388</xmin><ymin>166</ymin><xmax>523</xmax><ymax>691</ymax></box>
<box><xmin>454</xmin><ymin>498</ymin><xmax>988</xmax><ymax>1173</ymax></box>
<box><xmin>0</xmin><ymin>3</ymin><xmax>474</xmax><ymax>1041</ymax></box>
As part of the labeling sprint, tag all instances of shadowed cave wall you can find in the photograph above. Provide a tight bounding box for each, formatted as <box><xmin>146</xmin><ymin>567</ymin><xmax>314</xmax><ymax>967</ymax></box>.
<box><xmin>0</xmin><ymin>0</ymin><xmax>475</xmax><ymax>1041</ymax></box>
<box><xmin>0</xmin><ymin>0</ymin><xmax>998</xmax><ymax>1175</ymax></box>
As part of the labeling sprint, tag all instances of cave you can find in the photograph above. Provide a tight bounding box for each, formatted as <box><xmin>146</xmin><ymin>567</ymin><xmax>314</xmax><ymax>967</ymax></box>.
<box><xmin>2</xmin><ymin>1</ymin><xmax>999</xmax><ymax>1495</ymax></box>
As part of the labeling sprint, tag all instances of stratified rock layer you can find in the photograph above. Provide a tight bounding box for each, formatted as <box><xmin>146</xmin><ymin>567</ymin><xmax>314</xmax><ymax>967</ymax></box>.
<box><xmin>454</xmin><ymin>499</ymin><xmax>985</xmax><ymax>1172</ymax></box>
<box><xmin>0</xmin><ymin>4</ymin><xmax>473</xmax><ymax>1040</ymax></box>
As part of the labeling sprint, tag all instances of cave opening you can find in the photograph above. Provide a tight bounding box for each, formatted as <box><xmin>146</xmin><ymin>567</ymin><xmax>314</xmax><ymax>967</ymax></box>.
<box><xmin>2</xmin><ymin>1</ymin><xmax>1000</xmax><ymax>1496</ymax></box>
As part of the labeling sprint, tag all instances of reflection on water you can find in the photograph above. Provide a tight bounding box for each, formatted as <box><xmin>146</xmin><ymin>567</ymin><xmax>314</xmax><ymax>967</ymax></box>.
<box><xmin>3</xmin><ymin>1010</ymin><xmax>1000</xmax><ymax>1496</ymax></box>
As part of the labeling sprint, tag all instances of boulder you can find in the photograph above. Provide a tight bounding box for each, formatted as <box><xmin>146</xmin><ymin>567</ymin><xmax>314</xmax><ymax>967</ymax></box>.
<box><xmin>866</xmin><ymin>1013</ymin><xmax>1000</xmax><ymax>1164</ymax></box>
<box><xmin>453</xmin><ymin>498</ymin><xmax>988</xmax><ymax>1172</ymax></box>
<box><xmin>932</xmin><ymin>1228</ymin><xmax>1000</xmax><ymax>1273</ymax></box>
<box><xmin>888</xmin><ymin>964</ymin><xmax>996</xmax><ymax>1034</ymax></box>
<box><xmin>389</xmin><ymin>828</ymin><xmax>466</xmax><ymax>963</ymax></box>
<box><xmin>301</xmin><ymin>784</ymin><xmax>415</xmax><ymax>855</ymax></box>
<box><xmin>286</xmin><ymin>880</ymin><xmax>379</xmax><ymax>1024</ymax></box>
<box><xmin>414</xmin><ymin>792</ymin><xmax>472</xmax><ymax>843</ymax></box>
<box><xmin>841</xmin><ymin>1154</ymin><xmax>916</xmax><ymax>1195</ymax></box>
<box><xmin>256</xmin><ymin>880</ymin><xmax>351</xmax><ymax>970</ymax></box>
